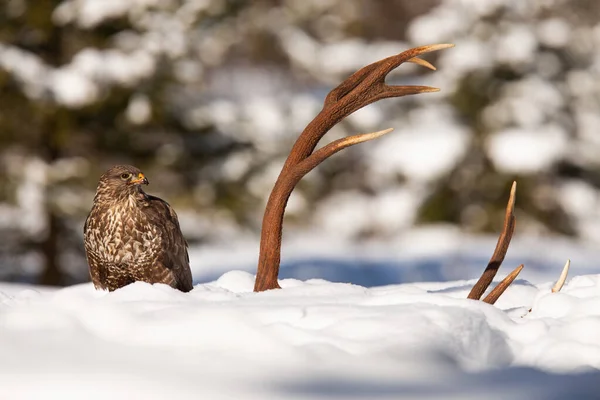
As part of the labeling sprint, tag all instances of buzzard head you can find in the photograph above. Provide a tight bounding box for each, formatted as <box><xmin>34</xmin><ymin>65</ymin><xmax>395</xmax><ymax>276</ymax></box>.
<box><xmin>95</xmin><ymin>165</ymin><xmax>149</xmax><ymax>201</ymax></box>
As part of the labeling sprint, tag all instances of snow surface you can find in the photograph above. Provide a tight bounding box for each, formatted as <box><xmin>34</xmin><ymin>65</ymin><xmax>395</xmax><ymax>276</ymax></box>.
<box><xmin>2</xmin><ymin>233</ymin><xmax>600</xmax><ymax>400</ymax></box>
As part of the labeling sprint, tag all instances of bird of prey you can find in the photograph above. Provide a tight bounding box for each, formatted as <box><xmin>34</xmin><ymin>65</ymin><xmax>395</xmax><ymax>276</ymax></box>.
<box><xmin>83</xmin><ymin>165</ymin><xmax>193</xmax><ymax>292</ymax></box>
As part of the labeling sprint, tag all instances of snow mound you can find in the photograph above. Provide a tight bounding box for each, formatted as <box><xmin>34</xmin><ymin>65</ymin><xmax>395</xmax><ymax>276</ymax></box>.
<box><xmin>1</xmin><ymin>271</ymin><xmax>600</xmax><ymax>399</ymax></box>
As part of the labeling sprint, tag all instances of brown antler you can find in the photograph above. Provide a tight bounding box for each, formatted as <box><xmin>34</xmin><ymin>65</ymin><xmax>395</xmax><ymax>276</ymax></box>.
<box><xmin>482</xmin><ymin>264</ymin><xmax>523</xmax><ymax>304</ymax></box>
<box><xmin>467</xmin><ymin>181</ymin><xmax>517</xmax><ymax>300</ymax></box>
<box><xmin>254</xmin><ymin>44</ymin><xmax>454</xmax><ymax>292</ymax></box>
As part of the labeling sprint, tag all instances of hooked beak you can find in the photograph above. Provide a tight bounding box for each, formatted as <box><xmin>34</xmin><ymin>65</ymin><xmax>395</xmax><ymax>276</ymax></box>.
<box><xmin>130</xmin><ymin>172</ymin><xmax>149</xmax><ymax>185</ymax></box>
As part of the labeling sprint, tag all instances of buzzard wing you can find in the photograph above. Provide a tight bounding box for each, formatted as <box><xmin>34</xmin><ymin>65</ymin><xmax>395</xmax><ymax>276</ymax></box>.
<box><xmin>144</xmin><ymin>195</ymin><xmax>193</xmax><ymax>292</ymax></box>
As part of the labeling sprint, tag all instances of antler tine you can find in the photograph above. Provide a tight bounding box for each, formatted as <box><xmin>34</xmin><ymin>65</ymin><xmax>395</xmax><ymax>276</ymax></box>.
<box><xmin>373</xmin><ymin>85</ymin><xmax>440</xmax><ymax>102</ymax></box>
<box><xmin>374</xmin><ymin>43</ymin><xmax>454</xmax><ymax>77</ymax></box>
<box><xmin>407</xmin><ymin>57</ymin><xmax>437</xmax><ymax>71</ymax></box>
<box><xmin>325</xmin><ymin>44</ymin><xmax>453</xmax><ymax>108</ymax></box>
<box><xmin>254</xmin><ymin>44</ymin><xmax>454</xmax><ymax>292</ymax></box>
<box><xmin>467</xmin><ymin>181</ymin><xmax>517</xmax><ymax>300</ymax></box>
<box><xmin>482</xmin><ymin>264</ymin><xmax>524</xmax><ymax>305</ymax></box>
<box><xmin>291</xmin><ymin>128</ymin><xmax>394</xmax><ymax>179</ymax></box>
<box><xmin>291</xmin><ymin>44</ymin><xmax>452</xmax><ymax>173</ymax></box>
<box><xmin>552</xmin><ymin>259</ymin><xmax>570</xmax><ymax>293</ymax></box>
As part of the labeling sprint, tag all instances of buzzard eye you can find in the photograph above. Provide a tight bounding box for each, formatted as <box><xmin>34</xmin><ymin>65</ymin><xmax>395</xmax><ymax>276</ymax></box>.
<box><xmin>120</xmin><ymin>173</ymin><xmax>132</xmax><ymax>180</ymax></box>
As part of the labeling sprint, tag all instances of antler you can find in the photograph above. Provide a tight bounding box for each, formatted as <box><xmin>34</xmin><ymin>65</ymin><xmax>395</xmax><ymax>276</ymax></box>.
<box><xmin>466</xmin><ymin>181</ymin><xmax>526</xmax><ymax>305</ymax></box>
<box><xmin>464</xmin><ymin>182</ymin><xmax>566</xmax><ymax>305</ymax></box>
<box><xmin>552</xmin><ymin>259</ymin><xmax>570</xmax><ymax>293</ymax></box>
<box><xmin>467</xmin><ymin>182</ymin><xmax>518</xmax><ymax>300</ymax></box>
<box><xmin>482</xmin><ymin>264</ymin><xmax>524</xmax><ymax>304</ymax></box>
<box><xmin>254</xmin><ymin>44</ymin><xmax>454</xmax><ymax>292</ymax></box>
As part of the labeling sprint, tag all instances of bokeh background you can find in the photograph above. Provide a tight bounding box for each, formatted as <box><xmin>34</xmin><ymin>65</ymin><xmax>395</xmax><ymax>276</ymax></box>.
<box><xmin>1</xmin><ymin>0</ymin><xmax>600</xmax><ymax>286</ymax></box>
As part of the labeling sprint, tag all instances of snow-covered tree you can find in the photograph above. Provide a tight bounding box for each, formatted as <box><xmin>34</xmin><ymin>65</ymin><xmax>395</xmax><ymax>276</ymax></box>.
<box><xmin>1</xmin><ymin>0</ymin><xmax>599</xmax><ymax>285</ymax></box>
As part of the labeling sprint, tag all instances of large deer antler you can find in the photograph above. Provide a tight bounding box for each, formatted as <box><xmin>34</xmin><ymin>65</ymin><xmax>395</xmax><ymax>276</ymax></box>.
<box><xmin>254</xmin><ymin>44</ymin><xmax>454</xmax><ymax>292</ymax></box>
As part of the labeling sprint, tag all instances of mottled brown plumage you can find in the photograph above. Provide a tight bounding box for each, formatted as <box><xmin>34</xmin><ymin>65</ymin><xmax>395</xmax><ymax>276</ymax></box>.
<box><xmin>84</xmin><ymin>165</ymin><xmax>193</xmax><ymax>292</ymax></box>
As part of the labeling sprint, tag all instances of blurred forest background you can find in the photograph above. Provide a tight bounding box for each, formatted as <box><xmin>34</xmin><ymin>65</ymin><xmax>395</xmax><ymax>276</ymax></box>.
<box><xmin>1</xmin><ymin>0</ymin><xmax>600</xmax><ymax>286</ymax></box>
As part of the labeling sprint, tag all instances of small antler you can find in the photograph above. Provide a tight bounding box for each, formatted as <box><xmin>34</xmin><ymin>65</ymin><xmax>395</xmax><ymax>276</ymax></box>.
<box><xmin>552</xmin><ymin>259</ymin><xmax>570</xmax><ymax>293</ymax></box>
<box><xmin>482</xmin><ymin>264</ymin><xmax>524</xmax><ymax>304</ymax></box>
<box><xmin>467</xmin><ymin>181</ymin><xmax>517</xmax><ymax>300</ymax></box>
<box><xmin>254</xmin><ymin>44</ymin><xmax>454</xmax><ymax>292</ymax></box>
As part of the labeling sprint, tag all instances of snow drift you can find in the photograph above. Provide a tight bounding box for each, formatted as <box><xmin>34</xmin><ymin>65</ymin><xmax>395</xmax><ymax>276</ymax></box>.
<box><xmin>1</xmin><ymin>257</ymin><xmax>599</xmax><ymax>399</ymax></box>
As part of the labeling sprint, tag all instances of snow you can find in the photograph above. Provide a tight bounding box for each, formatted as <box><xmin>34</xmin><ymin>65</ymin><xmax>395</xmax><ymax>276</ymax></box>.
<box><xmin>0</xmin><ymin>44</ymin><xmax>49</xmax><ymax>100</ymax></box>
<box><xmin>408</xmin><ymin>7</ymin><xmax>469</xmax><ymax>44</ymax></box>
<box><xmin>71</xmin><ymin>48</ymin><xmax>156</xmax><ymax>87</ymax></box>
<box><xmin>537</xmin><ymin>18</ymin><xmax>571</xmax><ymax>48</ymax></box>
<box><xmin>0</xmin><ymin>44</ymin><xmax>156</xmax><ymax>108</ymax></box>
<box><xmin>437</xmin><ymin>38</ymin><xmax>494</xmax><ymax>75</ymax></box>
<box><xmin>53</xmin><ymin>0</ymin><xmax>169</xmax><ymax>28</ymax></box>
<box><xmin>126</xmin><ymin>94</ymin><xmax>152</xmax><ymax>125</ymax></box>
<box><xmin>314</xmin><ymin>189</ymin><xmax>422</xmax><ymax>238</ymax></box>
<box><xmin>2</xmin><ymin>234</ymin><xmax>600</xmax><ymax>399</ymax></box>
<box><xmin>495</xmin><ymin>24</ymin><xmax>538</xmax><ymax>66</ymax></box>
<box><xmin>50</xmin><ymin>68</ymin><xmax>99</xmax><ymax>107</ymax></box>
<box><xmin>16</xmin><ymin>158</ymin><xmax>48</xmax><ymax>236</ymax></box>
<box><xmin>368</xmin><ymin>106</ymin><xmax>470</xmax><ymax>182</ymax></box>
<box><xmin>486</xmin><ymin>125</ymin><xmax>567</xmax><ymax>174</ymax></box>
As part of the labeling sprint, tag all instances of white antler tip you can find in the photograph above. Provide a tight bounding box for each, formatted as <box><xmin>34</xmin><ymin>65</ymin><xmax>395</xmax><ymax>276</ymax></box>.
<box><xmin>552</xmin><ymin>259</ymin><xmax>570</xmax><ymax>293</ymax></box>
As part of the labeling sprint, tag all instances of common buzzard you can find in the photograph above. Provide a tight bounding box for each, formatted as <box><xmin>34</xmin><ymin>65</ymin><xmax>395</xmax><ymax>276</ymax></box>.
<box><xmin>84</xmin><ymin>165</ymin><xmax>193</xmax><ymax>292</ymax></box>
